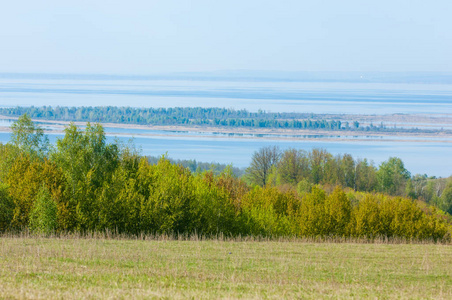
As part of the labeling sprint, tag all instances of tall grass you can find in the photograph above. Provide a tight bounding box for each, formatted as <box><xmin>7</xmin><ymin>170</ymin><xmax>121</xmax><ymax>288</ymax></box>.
<box><xmin>2</xmin><ymin>230</ymin><xmax>451</xmax><ymax>244</ymax></box>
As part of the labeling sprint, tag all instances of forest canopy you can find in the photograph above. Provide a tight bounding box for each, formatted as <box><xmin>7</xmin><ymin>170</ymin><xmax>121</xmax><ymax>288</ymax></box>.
<box><xmin>0</xmin><ymin>114</ymin><xmax>451</xmax><ymax>241</ymax></box>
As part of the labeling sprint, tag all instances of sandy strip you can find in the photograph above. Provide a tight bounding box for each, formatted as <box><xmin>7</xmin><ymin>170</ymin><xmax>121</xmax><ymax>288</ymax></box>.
<box><xmin>0</xmin><ymin>115</ymin><xmax>451</xmax><ymax>143</ymax></box>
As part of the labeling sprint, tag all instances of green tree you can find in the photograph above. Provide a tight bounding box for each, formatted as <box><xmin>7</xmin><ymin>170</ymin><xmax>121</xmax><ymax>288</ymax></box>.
<box><xmin>0</xmin><ymin>183</ymin><xmax>14</xmax><ymax>232</ymax></box>
<box><xmin>405</xmin><ymin>179</ymin><xmax>416</xmax><ymax>198</ymax></box>
<box><xmin>10</xmin><ymin>114</ymin><xmax>49</xmax><ymax>157</ymax></box>
<box><xmin>6</xmin><ymin>154</ymin><xmax>67</xmax><ymax>229</ymax></box>
<box><xmin>29</xmin><ymin>184</ymin><xmax>57</xmax><ymax>234</ymax></box>
<box><xmin>377</xmin><ymin>157</ymin><xmax>411</xmax><ymax>195</ymax></box>
<box><xmin>354</xmin><ymin>159</ymin><xmax>377</xmax><ymax>192</ymax></box>
<box><xmin>323</xmin><ymin>187</ymin><xmax>352</xmax><ymax>236</ymax></box>
<box><xmin>246</xmin><ymin>146</ymin><xmax>281</xmax><ymax>186</ymax></box>
<box><xmin>50</xmin><ymin>123</ymin><xmax>120</xmax><ymax>231</ymax></box>
<box><xmin>240</xmin><ymin>186</ymin><xmax>298</xmax><ymax>237</ymax></box>
<box><xmin>340</xmin><ymin>154</ymin><xmax>356</xmax><ymax>189</ymax></box>
<box><xmin>276</xmin><ymin>149</ymin><xmax>309</xmax><ymax>185</ymax></box>
<box><xmin>298</xmin><ymin>186</ymin><xmax>327</xmax><ymax>236</ymax></box>
<box><xmin>439</xmin><ymin>179</ymin><xmax>452</xmax><ymax>215</ymax></box>
<box><xmin>309</xmin><ymin>149</ymin><xmax>332</xmax><ymax>184</ymax></box>
<box><xmin>140</xmin><ymin>157</ymin><xmax>193</xmax><ymax>234</ymax></box>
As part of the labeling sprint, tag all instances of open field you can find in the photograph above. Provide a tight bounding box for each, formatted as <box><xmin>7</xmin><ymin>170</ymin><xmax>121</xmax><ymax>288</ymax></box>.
<box><xmin>0</xmin><ymin>236</ymin><xmax>451</xmax><ymax>299</ymax></box>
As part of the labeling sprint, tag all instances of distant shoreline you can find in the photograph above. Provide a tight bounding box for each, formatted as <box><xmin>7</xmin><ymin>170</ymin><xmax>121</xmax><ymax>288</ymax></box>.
<box><xmin>1</xmin><ymin>115</ymin><xmax>451</xmax><ymax>143</ymax></box>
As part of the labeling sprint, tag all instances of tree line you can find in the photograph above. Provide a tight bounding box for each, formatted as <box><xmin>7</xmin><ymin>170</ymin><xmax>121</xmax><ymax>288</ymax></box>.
<box><xmin>0</xmin><ymin>106</ymin><xmax>347</xmax><ymax>130</ymax></box>
<box><xmin>245</xmin><ymin>146</ymin><xmax>452</xmax><ymax>215</ymax></box>
<box><xmin>1</xmin><ymin>106</ymin><xmax>445</xmax><ymax>133</ymax></box>
<box><xmin>0</xmin><ymin>115</ymin><xmax>450</xmax><ymax>241</ymax></box>
<box><xmin>147</xmin><ymin>156</ymin><xmax>245</xmax><ymax>177</ymax></box>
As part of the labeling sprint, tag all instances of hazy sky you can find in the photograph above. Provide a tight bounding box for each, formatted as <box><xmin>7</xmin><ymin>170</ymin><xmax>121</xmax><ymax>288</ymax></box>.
<box><xmin>1</xmin><ymin>0</ymin><xmax>451</xmax><ymax>74</ymax></box>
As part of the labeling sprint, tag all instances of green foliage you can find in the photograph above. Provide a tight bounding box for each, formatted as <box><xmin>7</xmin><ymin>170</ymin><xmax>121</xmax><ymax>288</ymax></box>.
<box><xmin>246</xmin><ymin>146</ymin><xmax>281</xmax><ymax>186</ymax></box>
<box><xmin>141</xmin><ymin>158</ymin><xmax>193</xmax><ymax>234</ymax></box>
<box><xmin>189</xmin><ymin>172</ymin><xmax>237</xmax><ymax>235</ymax></box>
<box><xmin>7</xmin><ymin>154</ymin><xmax>66</xmax><ymax>229</ymax></box>
<box><xmin>241</xmin><ymin>186</ymin><xmax>298</xmax><ymax>237</ymax></box>
<box><xmin>29</xmin><ymin>185</ymin><xmax>57</xmax><ymax>234</ymax></box>
<box><xmin>323</xmin><ymin>187</ymin><xmax>352</xmax><ymax>236</ymax></box>
<box><xmin>2</xmin><ymin>105</ymin><xmax>447</xmax><ymax>135</ymax></box>
<box><xmin>0</xmin><ymin>143</ymin><xmax>22</xmax><ymax>182</ymax></box>
<box><xmin>10</xmin><ymin>114</ymin><xmax>49</xmax><ymax>157</ymax></box>
<box><xmin>276</xmin><ymin>149</ymin><xmax>309</xmax><ymax>185</ymax></box>
<box><xmin>50</xmin><ymin>123</ymin><xmax>120</xmax><ymax>232</ymax></box>
<box><xmin>0</xmin><ymin>116</ymin><xmax>450</xmax><ymax>241</ymax></box>
<box><xmin>298</xmin><ymin>186</ymin><xmax>328</xmax><ymax>236</ymax></box>
<box><xmin>0</xmin><ymin>106</ymin><xmax>349</xmax><ymax>131</ymax></box>
<box><xmin>0</xmin><ymin>183</ymin><xmax>14</xmax><ymax>232</ymax></box>
<box><xmin>147</xmin><ymin>156</ymin><xmax>244</xmax><ymax>177</ymax></box>
<box><xmin>439</xmin><ymin>180</ymin><xmax>452</xmax><ymax>214</ymax></box>
<box><xmin>405</xmin><ymin>179</ymin><xmax>416</xmax><ymax>199</ymax></box>
<box><xmin>377</xmin><ymin>157</ymin><xmax>411</xmax><ymax>195</ymax></box>
<box><xmin>351</xmin><ymin>194</ymin><xmax>383</xmax><ymax>238</ymax></box>
<box><xmin>296</xmin><ymin>179</ymin><xmax>312</xmax><ymax>196</ymax></box>
<box><xmin>351</xmin><ymin>194</ymin><xmax>450</xmax><ymax>241</ymax></box>
<box><xmin>354</xmin><ymin>159</ymin><xmax>378</xmax><ymax>192</ymax></box>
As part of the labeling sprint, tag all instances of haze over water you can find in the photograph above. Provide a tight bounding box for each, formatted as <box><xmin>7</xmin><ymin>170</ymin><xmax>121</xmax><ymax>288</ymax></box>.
<box><xmin>1</xmin><ymin>76</ymin><xmax>452</xmax><ymax>114</ymax></box>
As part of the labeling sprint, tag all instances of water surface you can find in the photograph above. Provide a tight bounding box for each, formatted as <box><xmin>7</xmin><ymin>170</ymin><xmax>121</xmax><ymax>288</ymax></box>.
<box><xmin>1</xmin><ymin>77</ymin><xmax>452</xmax><ymax>114</ymax></box>
<box><xmin>0</xmin><ymin>132</ymin><xmax>449</xmax><ymax>177</ymax></box>
<box><xmin>0</xmin><ymin>76</ymin><xmax>451</xmax><ymax>177</ymax></box>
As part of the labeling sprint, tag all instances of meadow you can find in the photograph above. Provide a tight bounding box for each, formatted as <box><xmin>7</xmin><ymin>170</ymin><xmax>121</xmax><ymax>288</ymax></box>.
<box><xmin>1</xmin><ymin>235</ymin><xmax>451</xmax><ymax>299</ymax></box>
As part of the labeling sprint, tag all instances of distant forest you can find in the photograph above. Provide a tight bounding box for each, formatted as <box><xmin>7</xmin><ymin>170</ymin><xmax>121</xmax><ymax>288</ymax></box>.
<box><xmin>0</xmin><ymin>106</ymin><xmax>441</xmax><ymax>133</ymax></box>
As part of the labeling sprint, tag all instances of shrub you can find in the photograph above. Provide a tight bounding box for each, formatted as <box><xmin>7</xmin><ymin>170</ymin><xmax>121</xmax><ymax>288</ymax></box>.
<box><xmin>29</xmin><ymin>185</ymin><xmax>57</xmax><ymax>234</ymax></box>
<box><xmin>0</xmin><ymin>183</ymin><xmax>14</xmax><ymax>232</ymax></box>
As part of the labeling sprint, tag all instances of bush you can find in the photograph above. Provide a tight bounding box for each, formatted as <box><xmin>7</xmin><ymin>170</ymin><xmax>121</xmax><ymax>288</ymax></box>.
<box><xmin>29</xmin><ymin>185</ymin><xmax>57</xmax><ymax>234</ymax></box>
<box><xmin>0</xmin><ymin>183</ymin><xmax>14</xmax><ymax>232</ymax></box>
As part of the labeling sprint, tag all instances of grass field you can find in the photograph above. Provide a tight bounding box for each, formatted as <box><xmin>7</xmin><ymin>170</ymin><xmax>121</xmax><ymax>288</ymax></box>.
<box><xmin>0</xmin><ymin>236</ymin><xmax>451</xmax><ymax>299</ymax></box>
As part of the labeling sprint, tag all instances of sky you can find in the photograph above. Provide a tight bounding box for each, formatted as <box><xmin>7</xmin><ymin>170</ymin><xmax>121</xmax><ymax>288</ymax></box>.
<box><xmin>1</xmin><ymin>0</ymin><xmax>451</xmax><ymax>74</ymax></box>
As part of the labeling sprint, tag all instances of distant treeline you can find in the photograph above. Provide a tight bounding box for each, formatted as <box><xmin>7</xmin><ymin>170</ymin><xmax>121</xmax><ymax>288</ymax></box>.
<box><xmin>0</xmin><ymin>106</ymin><xmax>444</xmax><ymax>133</ymax></box>
<box><xmin>147</xmin><ymin>156</ymin><xmax>245</xmax><ymax>177</ymax></box>
<box><xmin>1</xmin><ymin>106</ymin><xmax>445</xmax><ymax>133</ymax></box>
<box><xmin>0</xmin><ymin>106</ymin><xmax>347</xmax><ymax>130</ymax></box>
<box><xmin>0</xmin><ymin>115</ymin><xmax>451</xmax><ymax>241</ymax></box>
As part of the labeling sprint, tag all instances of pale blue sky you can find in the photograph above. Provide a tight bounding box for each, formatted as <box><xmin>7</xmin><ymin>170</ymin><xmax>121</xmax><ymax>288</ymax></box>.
<box><xmin>1</xmin><ymin>0</ymin><xmax>451</xmax><ymax>74</ymax></box>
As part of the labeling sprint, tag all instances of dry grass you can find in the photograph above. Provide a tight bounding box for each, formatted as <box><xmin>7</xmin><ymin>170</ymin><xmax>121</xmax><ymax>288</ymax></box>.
<box><xmin>0</xmin><ymin>235</ymin><xmax>451</xmax><ymax>299</ymax></box>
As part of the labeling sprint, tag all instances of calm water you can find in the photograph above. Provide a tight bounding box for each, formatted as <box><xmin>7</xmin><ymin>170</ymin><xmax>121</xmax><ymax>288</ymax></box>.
<box><xmin>0</xmin><ymin>131</ymin><xmax>450</xmax><ymax>177</ymax></box>
<box><xmin>0</xmin><ymin>76</ymin><xmax>451</xmax><ymax>177</ymax></box>
<box><xmin>1</xmin><ymin>77</ymin><xmax>452</xmax><ymax>114</ymax></box>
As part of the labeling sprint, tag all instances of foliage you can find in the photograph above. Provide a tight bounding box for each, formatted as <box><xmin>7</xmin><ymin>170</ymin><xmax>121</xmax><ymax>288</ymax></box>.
<box><xmin>50</xmin><ymin>123</ymin><xmax>120</xmax><ymax>232</ymax></box>
<box><xmin>0</xmin><ymin>182</ymin><xmax>13</xmax><ymax>232</ymax></box>
<box><xmin>0</xmin><ymin>106</ymin><xmax>347</xmax><ymax>131</ymax></box>
<box><xmin>240</xmin><ymin>186</ymin><xmax>299</xmax><ymax>236</ymax></box>
<box><xmin>9</xmin><ymin>114</ymin><xmax>49</xmax><ymax>157</ymax></box>
<box><xmin>275</xmin><ymin>148</ymin><xmax>309</xmax><ymax>185</ymax></box>
<box><xmin>147</xmin><ymin>155</ymin><xmax>245</xmax><ymax>177</ymax></box>
<box><xmin>0</xmin><ymin>117</ymin><xmax>450</xmax><ymax>241</ymax></box>
<box><xmin>7</xmin><ymin>154</ymin><xmax>66</xmax><ymax>229</ymax></box>
<box><xmin>377</xmin><ymin>157</ymin><xmax>411</xmax><ymax>195</ymax></box>
<box><xmin>2</xmin><ymin>105</ymin><xmax>448</xmax><ymax>134</ymax></box>
<box><xmin>246</xmin><ymin>146</ymin><xmax>281</xmax><ymax>186</ymax></box>
<box><xmin>439</xmin><ymin>180</ymin><xmax>452</xmax><ymax>215</ymax></box>
<box><xmin>28</xmin><ymin>185</ymin><xmax>57</xmax><ymax>234</ymax></box>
